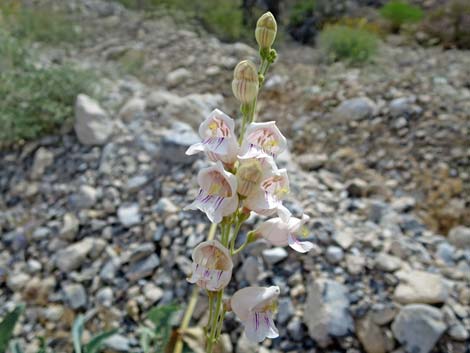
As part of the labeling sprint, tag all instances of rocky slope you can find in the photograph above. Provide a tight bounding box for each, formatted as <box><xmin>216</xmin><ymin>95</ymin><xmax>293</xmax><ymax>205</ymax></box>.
<box><xmin>1</xmin><ymin>1</ymin><xmax>469</xmax><ymax>353</ymax></box>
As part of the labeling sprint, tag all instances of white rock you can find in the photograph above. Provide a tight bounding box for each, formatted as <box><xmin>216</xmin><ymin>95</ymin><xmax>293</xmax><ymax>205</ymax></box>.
<box><xmin>56</xmin><ymin>238</ymin><xmax>94</xmax><ymax>272</ymax></box>
<box><xmin>326</xmin><ymin>246</ymin><xmax>344</xmax><ymax>264</ymax></box>
<box><xmin>118</xmin><ymin>97</ymin><xmax>146</xmax><ymax>122</ymax></box>
<box><xmin>374</xmin><ymin>253</ymin><xmax>402</xmax><ymax>272</ymax></box>
<box><xmin>394</xmin><ymin>270</ymin><xmax>449</xmax><ymax>304</ymax></box>
<box><xmin>391</xmin><ymin>304</ymin><xmax>446</xmax><ymax>353</ymax></box>
<box><xmin>60</xmin><ymin>213</ymin><xmax>79</xmax><ymax>241</ymax></box>
<box><xmin>146</xmin><ymin>90</ymin><xmax>223</xmax><ymax>129</ymax></box>
<box><xmin>30</xmin><ymin>147</ymin><xmax>54</xmax><ymax>179</ymax></box>
<box><xmin>117</xmin><ymin>203</ymin><xmax>141</xmax><ymax>227</ymax></box>
<box><xmin>304</xmin><ymin>279</ymin><xmax>354</xmax><ymax>347</ymax></box>
<box><xmin>448</xmin><ymin>226</ymin><xmax>470</xmax><ymax>249</ymax></box>
<box><xmin>262</xmin><ymin>247</ymin><xmax>288</xmax><ymax>265</ymax></box>
<box><xmin>63</xmin><ymin>283</ymin><xmax>87</xmax><ymax>309</ymax></box>
<box><xmin>74</xmin><ymin>94</ymin><xmax>113</xmax><ymax>145</ymax></box>
<box><xmin>333</xmin><ymin>97</ymin><xmax>377</xmax><ymax>121</ymax></box>
<box><xmin>166</xmin><ymin>68</ymin><xmax>191</xmax><ymax>87</ymax></box>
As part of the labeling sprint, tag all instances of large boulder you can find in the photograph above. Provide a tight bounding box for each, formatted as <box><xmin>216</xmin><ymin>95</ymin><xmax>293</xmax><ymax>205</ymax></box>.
<box><xmin>74</xmin><ymin>94</ymin><xmax>113</xmax><ymax>145</ymax></box>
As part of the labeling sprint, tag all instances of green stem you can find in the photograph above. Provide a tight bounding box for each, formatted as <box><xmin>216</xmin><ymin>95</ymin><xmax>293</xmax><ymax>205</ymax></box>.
<box><xmin>206</xmin><ymin>292</ymin><xmax>214</xmax><ymax>335</ymax></box>
<box><xmin>229</xmin><ymin>221</ymin><xmax>243</xmax><ymax>255</ymax></box>
<box><xmin>207</xmin><ymin>290</ymin><xmax>224</xmax><ymax>353</ymax></box>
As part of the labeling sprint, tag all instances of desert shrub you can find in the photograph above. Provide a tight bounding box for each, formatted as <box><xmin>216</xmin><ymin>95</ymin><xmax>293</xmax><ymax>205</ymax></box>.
<box><xmin>289</xmin><ymin>0</ymin><xmax>316</xmax><ymax>27</ymax></box>
<box><xmin>421</xmin><ymin>0</ymin><xmax>470</xmax><ymax>49</ymax></box>
<box><xmin>0</xmin><ymin>31</ymin><xmax>94</xmax><ymax>146</ymax></box>
<box><xmin>115</xmin><ymin>0</ymin><xmax>248</xmax><ymax>41</ymax></box>
<box><xmin>335</xmin><ymin>17</ymin><xmax>384</xmax><ymax>37</ymax></box>
<box><xmin>318</xmin><ymin>25</ymin><xmax>379</xmax><ymax>64</ymax></box>
<box><xmin>380</xmin><ymin>0</ymin><xmax>424</xmax><ymax>32</ymax></box>
<box><xmin>0</xmin><ymin>1</ymin><xmax>81</xmax><ymax>44</ymax></box>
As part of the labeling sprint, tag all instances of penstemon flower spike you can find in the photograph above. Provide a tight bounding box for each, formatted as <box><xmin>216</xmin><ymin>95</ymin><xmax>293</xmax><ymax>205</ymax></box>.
<box><xmin>180</xmin><ymin>11</ymin><xmax>313</xmax><ymax>353</ymax></box>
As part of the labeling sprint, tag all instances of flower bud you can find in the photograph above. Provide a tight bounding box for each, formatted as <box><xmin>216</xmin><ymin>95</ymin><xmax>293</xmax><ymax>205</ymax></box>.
<box><xmin>232</xmin><ymin>60</ymin><xmax>259</xmax><ymax>104</ymax></box>
<box><xmin>255</xmin><ymin>12</ymin><xmax>277</xmax><ymax>51</ymax></box>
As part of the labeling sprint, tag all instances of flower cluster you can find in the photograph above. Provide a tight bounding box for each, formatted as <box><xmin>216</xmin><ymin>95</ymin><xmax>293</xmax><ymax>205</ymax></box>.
<box><xmin>183</xmin><ymin>12</ymin><xmax>313</xmax><ymax>351</ymax></box>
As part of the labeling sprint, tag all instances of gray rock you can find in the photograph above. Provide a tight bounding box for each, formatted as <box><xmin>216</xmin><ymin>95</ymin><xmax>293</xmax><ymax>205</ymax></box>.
<box><xmin>119</xmin><ymin>97</ymin><xmax>146</xmax><ymax>122</ymax></box>
<box><xmin>333</xmin><ymin>97</ymin><xmax>376</xmax><ymax>121</ymax></box>
<box><xmin>75</xmin><ymin>185</ymin><xmax>97</xmax><ymax>209</ymax></box>
<box><xmin>153</xmin><ymin>197</ymin><xmax>179</xmax><ymax>215</ymax></box>
<box><xmin>448</xmin><ymin>226</ymin><xmax>470</xmax><ymax>249</ymax></box>
<box><xmin>237</xmin><ymin>256</ymin><xmax>262</xmax><ymax>285</ymax></box>
<box><xmin>447</xmin><ymin>323</ymin><xmax>469</xmax><ymax>341</ymax></box>
<box><xmin>100</xmin><ymin>258</ymin><xmax>121</xmax><ymax>283</ymax></box>
<box><xmin>30</xmin><ymin>147</ymin><xmax>54</xmax><ymax>179</ymax></box>
<box><xmin>60</xmin><ymin>213</ymin><xmax>80</xmax><ymax>241</ymax></box>
<box><xmin>117</xmin><ymin>203</ymin><xmax>141</xmax><ymax>227</ymax></box>
<box><xmin>126</xmin><ymin>254</ymin><xmax>160</xmax><ymax>281</ymax></box>
<box><xmin>126</xmin><ymin>175</ymin><xmax>149</xmax><ymax>192</ymax></box>
<box><xmin>346</xmin><ymin>254</ymin><xmax>365</xmax><ymax>275</ymax></box>
<box><xmin>160</xmin><ymin>122</ymin><xmax>200</xmax><ymax>164</ymax></box>
<box><xmin>56</xmin><ymin>238</ymin><xmax>94</xmax><ymax>272</ymax></box>
<box><xmin>74</xmin><ymin>94</ymin><xmax>113</xmax><ymax>145</ymax></box>
<box><xmin>287</xmin><ymin>316</ymin><xmax>304</xmax><ymax>341</ymax></box>
<box><xmin>277</xmin><ymin>297</ymin><xmax>295</xmax><ymax>325</ymax></box>
<box><xmin>129</xmin><ymin>243</ymin><xmax>155</xmax><ymax>264</ymax></box>
<box><xmin>333</xmin><ymin>230</ymin><xmax>355</xmax><ymax>249</ymax></box>
<box><xmin>394</xmin><ymin>270</ymin><xmax>449</xmax><ymax>304</ymax></box>
<box><xmin>304</xmin><ymin>279</ymin><xmax>354</xmax><ymax>347</ymax></box>
<box><xmin>166</xmin><ymin>68</ymin><xmax>190</xmax><ymax>87</ymax></box>
<box><xmin>389</xmin><ymin>97</ymin><xmax>416</xmax><ymax>117</ymax></box>
<box><xmin>436</xmin><ymin>242</ymin><xmax>455</xmax><ymax>264</ymax></box>
<box><xmin>297</xmin><ymin>153</ymin><xmax>328</xmax><ymax>171</ymax></box>
<box><xmin>143</xmin><ymin>283</ymin><xmax>164</xmax><ymax>303</ymax></box>
<box><xmin>356</xmin><ymin>314</ymin><xmax>386</xmax><ymax>353</ymax></box>
<box><xmin>147</xmin><ymin>90</ymin><xmax>223</xmax><ymax>128</ymax></box>
<box><xmin>374</xmin><ymin>253</ymin><xmax>402</xmax><ymax>272</ymax></box>
<box><xmin>262</xmin><ymin>247</ymin><xmax>288</xmax><ymax>265</ymax></box>
<box><xmin>326</xmin><ymin>246</ymin><xmax>344</xmax><ymax>264</ymax></box>
<box><xmin>96</xmin><ymin>287</ymin><xmax>114</xmax><ymax>307</ymax></box>
<box><xmin>104</xmin><ymin>334</ymin><xmax>131</xmax><ymax>352</ymax></box>
<box><xmin>63</xmin><ymin>283</ymin><xmax>87</xmax><ymax>309</ymax></box>
<box><xmin>7</xmin><ymin>272</ymin><xmax>30</xmax><ymax>292</ymax></box>
<box><xmin>391</xmin><ymin>304</ymin><xmax>446</xmax><ymax>353</ymax></box>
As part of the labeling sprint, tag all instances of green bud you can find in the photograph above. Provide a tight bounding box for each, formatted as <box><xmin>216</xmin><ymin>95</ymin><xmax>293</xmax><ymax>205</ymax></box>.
<box><xmin>255</xmin><ymin>12</ymin><xmax>277</xmax><ymax>51</ymax></box>
<box><xmin>232</xmin><ymin>60</ymin><xmax>259</xmax><ymax>103</ymax></box>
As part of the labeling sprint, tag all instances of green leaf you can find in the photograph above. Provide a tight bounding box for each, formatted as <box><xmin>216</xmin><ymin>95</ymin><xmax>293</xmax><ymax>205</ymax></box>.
<box><xmin>147</xmin><ymin>304</ymin><xmax>179</xmax><ymax>329</ymax></box>
<box><xmin>9</xmin><ymin>341</ymin><xmax>24</xmax><ymax>353</ymax></box>
<box><xmin>137</xmin><ymin>327</ymin><xmax>155</xmax><ymax>353</ymax></box>
<box><xmin>0</xmin><ymin>304</ymin><xmax>24</xmax><ymax>353</ymax></box>
<box><xmin>146</xmin><ymin>304</ymin><xmax>180</xmax><ymax>352</ymax></box>
<box><xmin>71</xmin><ymin>315</ymin><xmax>85</xmax><ymax>353</ymax></box>
<box><xmin>36</xmin><ymin>337</ymin><xmax>47</xmax><ymax>353</ymax></box>
<box><xmin>84</xmin><ymin>329</ymin><xmax>118</xmax><ymax>353</ymax></box>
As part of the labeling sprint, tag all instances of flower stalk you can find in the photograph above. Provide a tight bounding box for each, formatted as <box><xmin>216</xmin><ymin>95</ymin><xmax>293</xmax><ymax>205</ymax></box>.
<box><xmin>178</xmin><ymin>11</ymin><xmax>314</xmax><ymax>353</ymax></box>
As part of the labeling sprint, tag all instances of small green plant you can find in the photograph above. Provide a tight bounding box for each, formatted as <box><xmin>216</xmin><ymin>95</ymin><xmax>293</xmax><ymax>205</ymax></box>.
<box><xmin>318</xmin><ymin>25</ymin><xmax>379</xmax><ymax>64</ymax></box>
<box><xmin>72</xmin><ymin>315</ymin><xmax>118</xmax><ymax>353</ymax></box>
<box><xmin>289</xmin><ymin>0</ymin><xmax>316</xmax><ymax>26</ymax></box>
<box><xmin>139</xmin><ymin>303</ymin><xmax>181</xmax><ymax>353</ymax></box>
<box><xmin>380</xmin><ymin>0</ymin><xmax>424</xmax><ymax>32</ymax></box>
<box><xmin>0</xmin><ymin>305</ymin><xmax>24</xmax><ymax>352</ymax></box>
<box><xmin>0</xmin><ymin>31</ymin><xmax>94</xmax><ymax>146</ymax></box>
<box><xmin>0</xmin><ymin>2</ymin><xmax>81</xmax><ymax>44</ymax></box>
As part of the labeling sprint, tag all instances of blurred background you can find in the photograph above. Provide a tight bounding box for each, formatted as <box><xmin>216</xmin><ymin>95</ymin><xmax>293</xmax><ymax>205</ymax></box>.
<box><xmin>0</xmin><ymin>0</ymin><xmax>469</xmax><ymax>353</ymax></box>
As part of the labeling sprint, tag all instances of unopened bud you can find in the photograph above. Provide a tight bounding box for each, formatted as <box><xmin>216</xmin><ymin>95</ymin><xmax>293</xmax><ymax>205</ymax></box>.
<box><xmin>255</xmin><ymin>12</ymin><xmax>277</xmax><ymax>51</ymax></box>
<box><xmin>232</xmin><ymin>60</ymin><xmax>259</xmax><ymax>103</ymax></box>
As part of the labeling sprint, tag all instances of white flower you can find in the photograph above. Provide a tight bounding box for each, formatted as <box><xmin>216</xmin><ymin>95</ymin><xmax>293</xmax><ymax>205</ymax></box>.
<box><xmin>186</xmin><ymin>161</ymin><xmax>238</xmax><ymax>224</ymax></box>
<box><xmin>187</xmin><ymin>240</ymin><xmax>233</xmax><ymax>291</ymax></box>
<box><xmin>256</xmin><ymin>213</ymin><xmax>313</xmax><ymax>253</ymax></box>
<box><xmin>186</xmin><ymin>109</ymin><xmax>239</xmax><ymax>165</ymax></box>
<box><xmin>243</xmin><ymin>161</ymin><xmax>289</xmax><ymax>216</ymax></box>
<box><xmin>231</xmin><ymin>286</ymin><xmax>280</xmax><ymax>343</ymax></box>
<box><xmin>239</xmin><ymin>121</ymin><xmax>287</xmax><ymax>160</ymax></box>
